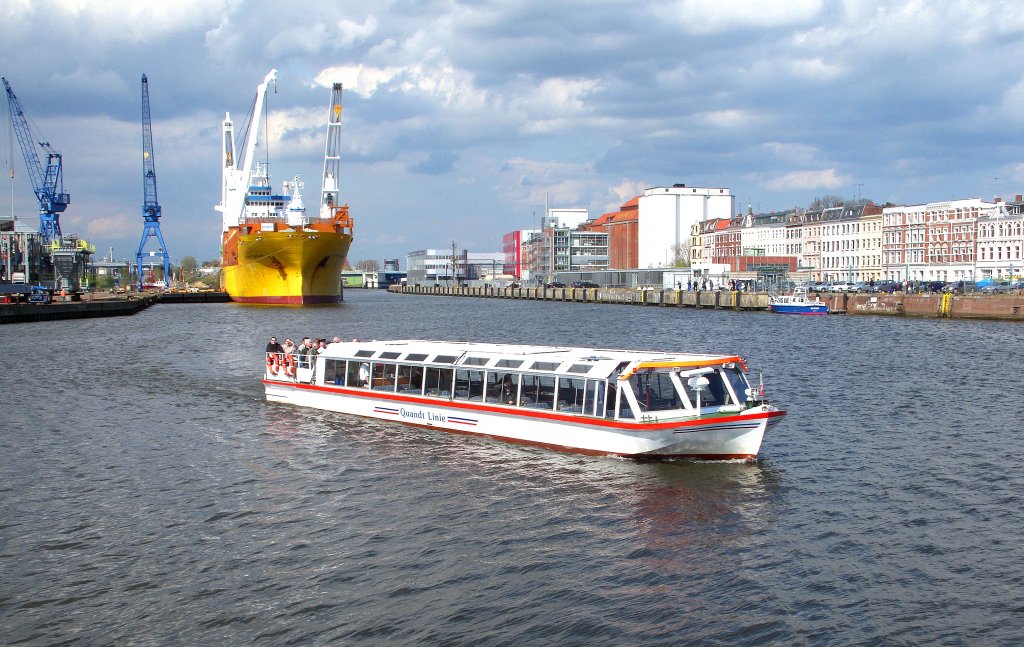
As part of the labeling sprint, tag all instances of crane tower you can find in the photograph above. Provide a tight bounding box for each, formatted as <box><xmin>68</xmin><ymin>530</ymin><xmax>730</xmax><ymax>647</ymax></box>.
<box><xmin>2</xmin><ymin>76</ymin><xmax>70</xmax><ymax>243</ymax></box>
<box><xmin>135</xmin><ymin>74</ymin><xmax>171</xmax><ymax>290</ymax></box>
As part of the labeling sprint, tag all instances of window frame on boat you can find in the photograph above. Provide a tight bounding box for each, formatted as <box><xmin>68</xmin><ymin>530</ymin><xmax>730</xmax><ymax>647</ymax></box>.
<box><xmin>313</xmin><ymin>346</ymin><xmax>752</xmax><ymax>422</ymax></box>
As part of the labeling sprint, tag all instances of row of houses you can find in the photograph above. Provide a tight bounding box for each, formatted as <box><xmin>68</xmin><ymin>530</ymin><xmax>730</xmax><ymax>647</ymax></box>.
<box><xmin>499</xmin><ymin>185</ymin><xmax>1024</xmax><ymax>285</ymax></box>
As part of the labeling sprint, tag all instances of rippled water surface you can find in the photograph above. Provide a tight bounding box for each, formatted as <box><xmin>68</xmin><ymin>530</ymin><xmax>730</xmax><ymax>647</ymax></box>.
<box><xmin>2</xmin><ymin>290</ymin><xmax>1023</xmax><ymax>645</ymax></box>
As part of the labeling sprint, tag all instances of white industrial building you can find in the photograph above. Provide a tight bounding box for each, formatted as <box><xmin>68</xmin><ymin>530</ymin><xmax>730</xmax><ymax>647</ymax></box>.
<box><xmin>637</xmin><ymin>185</ymin><xmax>735</xmax><ymax>268</ymax></box>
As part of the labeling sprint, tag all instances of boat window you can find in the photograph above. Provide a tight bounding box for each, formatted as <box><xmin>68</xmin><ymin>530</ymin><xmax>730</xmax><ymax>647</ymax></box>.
<box><xmin>324</xmin><ymin>359</ymin><xmax>345</xmax><ymax>385</ymax></box>
<box><xmin>354</xmin><ymin>350</ymin><xmax>374</xmax><ymax>358</ymax></box>
<box><xmin>454</xmin><ymin>369</ymin><xmax>485</xmax><ymax>401</ymax></box>
<box><xmin>397</xmin><ymin>364</ymin><xmax>423</xmax><ymax>394</ymax></box>
<box><xmin>405</xmin><ymin>353</ymin><xmax>429</xmax><ymax>362</ymax></box>
<box><xmin>433</xmin><ymin>354</ymin><xmax>460</xmax><ymax>364</ymax></box>
<box><xmin>494</xmin><ymin>359</ymin><xmax>523</xmax><ymax>369</ymax></box>
<box><xmin>424</xmin><ymin>367</ymin><xmax>453</xmax><ymax>397</ymax></box>
<box><xmin>723</xmin><ymin>367</ymin><xmax>750</xmax><ymax>404</ymax></box>
<box><xmin>379</xmin><ymin>351</ymin><xmax>401</xmax><ymax>360</ymax></box>
<box><xmin>485</xmin><ymin>372</ymin><xmax>514</xmax><ymax>404</ymax></box>
<box><xmin>629</xmin><ymin>370</ymin><xmax>683</xmax><ymax>412</ymax></box>
<box><xmin>463</xmin><ymin>357</ymin><xmax>489</xmax><ymax>366</ymax></box>
<box><xmin>615</xmin><ymin>384</ymin><xmax>633</xmax><ymax>419</ymax></box>
<box><xmin>347</xmin><ymin>360</ymin><xmax>366</xmax><ymax>387</ymax></box>
<box><xmin>520</xmin><ymin>374</ymin><xmax>555</xmax><ymax>410</ymax></box>
<box><xmin>557</xmin><ymin>377</ymin><xmax>586</xmax><ymax>413</ymax></box>
<box><xmin>566</xmin><ymin>364</ymin><xmax>591</xmax><ymax>374</ymax></box>
<box><xmin>682</xmin><ymin>369</ymin><xmax>732</xmax><ymax>407</ymax></box>
<box><xmin>587</xmin><ymin>379</ymin><xmax>607</xmax><ymax>417</ymax></box>
<box><xmin>706</xmin><ymin>370</ymin><xmax>734</xmax><ymax>406</ymax></box>
<box><xmin>371</xmin><ymin>363</ymin><xmax>397</xmax><ymax>391</ymax></box>
<box><xmin>530</xmin><ymin>361</ymin><xmax>560</xmax><ymax>372</ymax></box>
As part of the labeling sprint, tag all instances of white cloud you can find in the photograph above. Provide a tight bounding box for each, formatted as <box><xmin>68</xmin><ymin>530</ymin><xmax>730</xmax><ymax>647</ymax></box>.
<box><xmin>82</xmin><ymin>212</ymin><xmax>136</xmax><ymax>238</ymax></box>
<box><xmin>656</xmin><ymin>0</ymin><xmax>823</xmax><ymax>33</ymax></box>
<box><xmin>7</xmin><ymin>0</ymin><xmax>237</xmax><ymax>41</ymax></box>
<box><xmin>765</xmin><ymin>168</ymin><xmax>850</xmax><ymax>191</ymax></box>
<box><xmin>315</xmin><ymin>65</ymin><xmax>404</xmax><ymax>99</ymax></box>
<box><xmin>699</xmin><ymin>108</ymin><xmax>761</xmax><ymax>129</ymax></box>
<box><xmin>761</xmin><ymin>142</ymin><xmax>820</xmax><ymax>164</ymax></box>
<box><xmin>786</xmin><ymin>57</ymin><xmax>844</xmax><ymax>80</ymax></box>
<box><xmin>336</xmin><ymin>15</ymin><xmax>378</xmax><ymax>47</ymax></box>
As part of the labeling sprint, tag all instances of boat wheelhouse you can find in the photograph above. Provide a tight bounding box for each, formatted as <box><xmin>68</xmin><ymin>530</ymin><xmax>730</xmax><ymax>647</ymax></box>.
<box><xmin>263</xmin><ymin>340</ymin><xmax>786</xmax><ymax>460</ymax></box>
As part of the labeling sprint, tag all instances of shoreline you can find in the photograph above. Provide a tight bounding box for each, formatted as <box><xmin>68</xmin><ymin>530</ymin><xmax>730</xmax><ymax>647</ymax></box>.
<box><xmin>387</xmin><ymin>284</ymin><xmax>1024</xmax><ymax>322</ymax></box>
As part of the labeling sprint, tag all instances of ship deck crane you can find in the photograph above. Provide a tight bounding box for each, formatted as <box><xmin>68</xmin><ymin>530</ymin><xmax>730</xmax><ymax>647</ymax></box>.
<box><xmin>2</xmin><ymin>76</ymin><xmax>70</xmax><ymax>243</ymax></box>
<box><xmin>136</xmin><ymin>74</ymin><xmax>170</xmax><ymax>290</ymax></box>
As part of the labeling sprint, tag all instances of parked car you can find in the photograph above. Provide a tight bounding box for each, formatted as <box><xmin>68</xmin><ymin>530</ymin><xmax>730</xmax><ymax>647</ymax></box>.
<box><xmin>874</xmin><ymin>280</ymin><xmax>901</xmax><ymax>293</ymax></box>
<box><xmin>851</xmin><ymin>282</ymin><xmax>876</xmax><ymax>293</ymax></box>
<box><xmin>28</xmin><ymin>287</ymin><xmax>52</xmax><ymax>304</ymax></box>
<box><xmin>544</xmin><ymin>282</ymin><xmax>565</xmax><ymax>289</ymax></box>
<box><xmin>979</xmin><ymin>282</ymin><xmax>1012</xmax><ymax>294</ymax></box>
<box><xmin>829</xmin><ymin>282</ymin><xmax>854</xmax><ymax>292</ymax></box>
<box><xmin>571</xmin><ymin>281</ymin><xmax>599</xmax><ymax>288</ymax></box>
<box><xmin>806</xmin><ymin>281</ymin><xmax>829</xmax><ymax>292</ymax></box>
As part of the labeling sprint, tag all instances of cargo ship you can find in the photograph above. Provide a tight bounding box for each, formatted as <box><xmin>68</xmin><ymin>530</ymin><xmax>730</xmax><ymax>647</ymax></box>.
<box><xmin>216</xmin><ymin>70</ymin><xmax>353</xmax><ymax>305</ymax></box>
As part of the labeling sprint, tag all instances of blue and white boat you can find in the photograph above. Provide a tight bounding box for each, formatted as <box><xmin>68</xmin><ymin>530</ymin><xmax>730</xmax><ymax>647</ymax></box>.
<box><xmin>769</xmin><ymin>286</ymin><xmax>829</xmax><ymax>315</ymax></box>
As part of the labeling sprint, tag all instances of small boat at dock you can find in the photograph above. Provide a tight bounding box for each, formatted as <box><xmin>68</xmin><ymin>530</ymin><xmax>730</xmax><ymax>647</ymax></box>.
<box><xmin>263</xmin><ymin>339</ymin><xmax>785</xmax><ymax>460</ymax></box>
<box><xmin>769</xmin><ymin>286</ymin><xmax>829</xmax><ymax>315</ymax></box>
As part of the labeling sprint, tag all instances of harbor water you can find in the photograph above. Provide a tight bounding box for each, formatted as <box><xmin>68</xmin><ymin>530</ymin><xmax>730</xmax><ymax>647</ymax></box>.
<box><xmin>2</xmin><ymin>290</ymin><xmax>1022</xmax><ymax>645</ymax></box>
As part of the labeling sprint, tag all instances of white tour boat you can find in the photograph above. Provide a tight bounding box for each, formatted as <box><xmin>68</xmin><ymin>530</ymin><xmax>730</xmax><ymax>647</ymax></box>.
<box><xmin>263</xmin><ymin>339</ymin><xmax>786</xmax><ymax>460</ymax></box>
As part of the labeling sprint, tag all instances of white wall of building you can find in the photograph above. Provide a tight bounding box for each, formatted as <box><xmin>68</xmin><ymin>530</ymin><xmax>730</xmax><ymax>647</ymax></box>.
<box><xmin>547</xmin><ymin>208</ymin><xmax>589</xmax><ymax>229</ymax></box>
<box><xmin>637</xmin><ymin>186</ymin><xmax>734</xmax><ymax>268</ymax></box>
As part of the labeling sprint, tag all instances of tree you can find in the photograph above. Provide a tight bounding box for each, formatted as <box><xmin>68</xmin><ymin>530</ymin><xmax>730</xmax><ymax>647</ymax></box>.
<box><xmin>670</xmin><ymin>242</ymin><xmax>690</xmax><ymax>267</ymax></box>
<box><xmin>180</xmin><ymin>255</ymin><xmax>198</xmax><ymax>279</ymax></box>
<box><xmin>355</xmin><ymin>259</ymin><xmax>379</xmax><ymax>272</ymax></box>
<box><xmin>808</xmin><ymin>195</ymin><xmax>845</xmax><ymax>211</ymax></box>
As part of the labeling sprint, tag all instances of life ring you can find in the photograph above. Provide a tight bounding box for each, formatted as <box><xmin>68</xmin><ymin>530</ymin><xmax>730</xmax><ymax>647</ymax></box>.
<box><xmin>283</xmin><ymin>353</ymin><xmax>296</xmax><ymax>377</ymax></box>
<box><xmin>266</xmin><ymin>353</ymin><xmax>280</xmax><ymax>375</ymax></box>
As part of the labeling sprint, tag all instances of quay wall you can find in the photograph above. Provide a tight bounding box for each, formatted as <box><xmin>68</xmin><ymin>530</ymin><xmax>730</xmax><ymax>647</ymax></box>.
<box><xmin>0</xmin><ymin>291</ymin><xmax>230</xmax><ymax>325</ymax></box>
<box><xmin>0</xmin><ymin>294</ymin><xmax>158</xmax><ymax>324</ymax></box>
<box><xmin>389</xmin><ymin>285</ymin><xmax>1024</xmax><ymax>322</ymax></box>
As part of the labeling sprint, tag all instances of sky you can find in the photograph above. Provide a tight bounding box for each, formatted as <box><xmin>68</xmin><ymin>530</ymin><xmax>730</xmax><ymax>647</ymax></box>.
<box><xmin>2</xmin><ymin>0</ymin><xmax>1024</xmax><ymax>266</ymax></box>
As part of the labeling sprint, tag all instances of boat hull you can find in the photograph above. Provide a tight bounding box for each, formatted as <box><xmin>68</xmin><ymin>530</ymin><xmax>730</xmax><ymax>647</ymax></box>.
<box><xmin>263</xmin><ymin>379</ymin><xmax>784</xmax><ymax>460</ymax></box>
<box><xmin>222</xmin><ymin>229</ymin><xmax>352</xmax><ymax>305</ymax></box>
<box><xmin>769</xmin><ymin>303</ymin><xmax>829</xmax><ymax>315</ymax></box>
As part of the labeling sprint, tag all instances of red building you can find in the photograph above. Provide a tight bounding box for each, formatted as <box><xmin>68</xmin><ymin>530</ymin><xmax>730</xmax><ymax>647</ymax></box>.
<box><xmin>587</xmin><ymin>196</ymin><xmax>639</xmax><ymax>268</ymax></box>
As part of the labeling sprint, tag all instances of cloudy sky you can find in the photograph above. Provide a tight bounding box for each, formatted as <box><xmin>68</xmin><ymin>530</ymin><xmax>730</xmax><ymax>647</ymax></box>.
<box><xmin>2</xmin><ymin>0</ymin><xmax>1024</xmax><ymax>265</ymax></box>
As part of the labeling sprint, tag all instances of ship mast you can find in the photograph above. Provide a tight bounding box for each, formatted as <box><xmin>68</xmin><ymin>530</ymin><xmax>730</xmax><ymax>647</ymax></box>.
<box><xmin>320</xmin><ymin>83</ymin><xmax>343</xmax><ymax>220</ymax></box>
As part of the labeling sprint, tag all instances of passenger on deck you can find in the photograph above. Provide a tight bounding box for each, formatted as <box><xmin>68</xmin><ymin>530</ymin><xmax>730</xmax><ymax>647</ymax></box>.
<box><xmin>266</xmin><ymin>337</ymin><xmax>284</xmax><ymax>354</ymax></box>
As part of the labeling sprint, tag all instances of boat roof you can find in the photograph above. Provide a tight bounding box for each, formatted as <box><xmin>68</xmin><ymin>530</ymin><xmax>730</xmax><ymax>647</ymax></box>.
<box><xmin>322</xmin><ymin>339</ymin><xmax>744</xmax><ymax>379</ymax></box>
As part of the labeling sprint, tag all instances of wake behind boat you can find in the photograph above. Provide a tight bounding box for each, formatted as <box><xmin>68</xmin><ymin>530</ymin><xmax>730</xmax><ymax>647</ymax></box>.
<box><xmin>263</xmin><ymin>339</ymin><xmax>786</xmax><ymax>460</ymax></box>
<box><xmin>769</xmin><ymin>285</ymin><xmax>830</xmax><ymax>315</ymax></box>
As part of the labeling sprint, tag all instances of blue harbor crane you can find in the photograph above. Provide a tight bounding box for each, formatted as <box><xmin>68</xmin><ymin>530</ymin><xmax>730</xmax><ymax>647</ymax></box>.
<box><xmin>2</xmin><ymin>76</ymin><xmax>70</xmax><ymax>243</ymax></box>
<box><xmin>136</xmin><ymin>74</ymin><xmax>170</xmax><ymax>290</ymax></box>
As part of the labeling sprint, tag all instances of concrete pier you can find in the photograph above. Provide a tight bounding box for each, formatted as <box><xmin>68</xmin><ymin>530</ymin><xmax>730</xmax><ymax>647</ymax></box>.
<box><xmin>0</xmin><ymin>290</ymin><xmax>231</xmax><ymax>325</ymax></box>
<box><xmin>388</xmin><ymin>285</ymin><xmax>1024</xmax><ymax>322</ymax></box>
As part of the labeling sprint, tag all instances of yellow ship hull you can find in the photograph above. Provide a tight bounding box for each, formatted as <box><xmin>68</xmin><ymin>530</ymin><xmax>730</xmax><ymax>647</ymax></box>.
<box><xmin>222</xmin><ymin>229</ymin><xmax>352</xmax><ymax>305</ymax></box>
